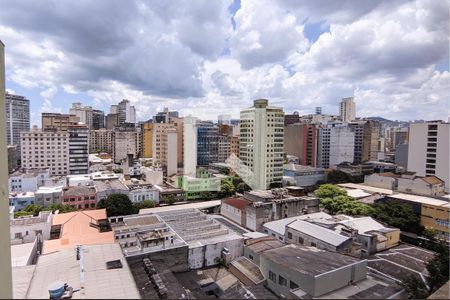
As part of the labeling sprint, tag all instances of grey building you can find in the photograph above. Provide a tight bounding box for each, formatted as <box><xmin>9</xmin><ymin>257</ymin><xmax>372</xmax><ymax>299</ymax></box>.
<box><xmin>395</xmin><ymin>143</ymin><xmax>408</xmax><ymax>169</ymax></box>
<box><xmin>5</xmin><ymin>92</ymin><xmax>30</xmax><ymax>159</ymax></box>
<box><xmin>92</xmin><ymin>109</ymin><xmax>105</xmax><ymax>129</ymax></box>
<box><xmin>260</xmin><ymin>244</ymin><xmax>366</xmax><ymax>298</ymax></box>
<box><xmin>197</xmin><ymin>121</ymin><xmax>219</xmax><ymax>166</ymax></box>
<box><xmin>283</xmin><ymin>164</ymin><xmax>326</xmax><ymax>187</ymax></box>
<box><xmin>68</xmin><ymin>124</ymin><xmax>89</xmax><ymax>174</ymax></box>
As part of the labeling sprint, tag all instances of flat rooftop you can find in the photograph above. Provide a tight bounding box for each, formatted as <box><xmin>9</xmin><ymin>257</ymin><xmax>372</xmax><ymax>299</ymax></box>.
<box><xmin>94</xmin><ymin>179</ymin><xmax>128</xmax><ymax>193</ymax></box>
<box><xmin>230</xmin><ymin>256</ymin><xmax>265</xmax><ymax>284</ymax></box>
<box><xmin>245</xmin><ymin>237</ymin><xmax>284</xmax><ymax>254</ymax></box>
<box><xmin>26</xmin><ymin>243</ymin><xmax>140</xmax><ymax>299</ymax></box>
<box><xmin>283</xmin><ymin>164</ymin><xmax>325</xmax><ymax>172</ymax></box>
<box><xmin>262</xmin><ymin>244</ymin><xmax>361</xmax><ymax>276</ymax></box>
<box><xmin>11</xmin><ymin>242</ymin><xmax>36</xmax><ymax>267</ymax></box>
<box><xmin>387</xmin><ymin>193</ymin><xmax>449</xmax><ymax>207</ymax></box>
<box><xmin>338</xmin><ymin>183</ymin><xmax>394</xmax><ymax>195</ymax></box>
<box><xmin>139</xmin><ymin>200</ymin><xmax>221</xmax><ymax>214</ymax></box>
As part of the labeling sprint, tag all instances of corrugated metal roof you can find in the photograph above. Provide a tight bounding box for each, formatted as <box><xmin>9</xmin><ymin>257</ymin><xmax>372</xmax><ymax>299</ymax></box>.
<box><xmin>287</xmin><ymin>220</ymin><xmax>351</xmax><ymax>247</ymax></box>
<box><xmin>263</xmin><ymin>212</ymin><xmax>332</xmax><ymax>236</ymax></box>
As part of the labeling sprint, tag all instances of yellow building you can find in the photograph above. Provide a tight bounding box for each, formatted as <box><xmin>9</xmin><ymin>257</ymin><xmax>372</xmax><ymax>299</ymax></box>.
<box><xmin>142</xmin><ymin>122</ymin><xmax>153</xmax><ymax>158</ymax></box>
<box><xmin>421</xmin><ymin>203</ymin><xmax>450</xmax><ymax>240</ymax></box>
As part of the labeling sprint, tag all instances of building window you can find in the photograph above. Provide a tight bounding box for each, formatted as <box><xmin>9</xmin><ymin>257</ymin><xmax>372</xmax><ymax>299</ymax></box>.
<box><xmin>15</xmin><ymin>232</ymin><xmax>23</xmax><ymax>239</ymax></box>
<box><xmin>278</xmin><ymin>275</ymin><xmax>287</xmax><ymax>286</ymax></box>
<box><xmin>298</xmin><ymin>237</ymin><xmax>304</xmax><ymax>245</ymax></box>
<box><xmin>269</xmin><ymin>271</ymin><xmax>276</xmax><ymax>282</ymax></box>
<box><xmin>249</xmin><ymin>254</ymin><xmax>253</xmax><ymax>260</ymax></box>
<box><xmin>287</xmin><ymin>232</ymin><xmax>292</xmax><ymax>239</ymax></box>
<box><xmin>311</xmin><ymin>242</ymin><xmax>317</xmax><ymax>248</ymax></box>
<box><xmin>290</xmin><ymin>281</ymin><xmax>299</xmax><ymax>289</ymax></box>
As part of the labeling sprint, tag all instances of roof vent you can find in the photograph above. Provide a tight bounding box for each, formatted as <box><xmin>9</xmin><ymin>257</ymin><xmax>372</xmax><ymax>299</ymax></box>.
<box><xmin>106</xmin><ymin>259</ymin><xmax>123</xmax><ymax>269</ymax></box>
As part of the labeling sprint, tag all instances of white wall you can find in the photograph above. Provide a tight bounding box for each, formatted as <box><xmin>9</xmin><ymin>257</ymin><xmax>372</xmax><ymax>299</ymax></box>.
<box><xmin>167</xmin><ymin>130</ymin><xmax>178</xmax><ymax>176</ymax></box>
<box><xmin>183</xmin><ymin>116</ymin><xmax>198</xmax><ymax>176</ymax></box>
<box><xmin>329</xmin><ymin>126</ymin><xmax>355</xmax><ymax>167</ymax></box>
<box><xmin>220</xmin><ymin>203</ymin><xmax>242</xmax><ymax>225</ymax></box>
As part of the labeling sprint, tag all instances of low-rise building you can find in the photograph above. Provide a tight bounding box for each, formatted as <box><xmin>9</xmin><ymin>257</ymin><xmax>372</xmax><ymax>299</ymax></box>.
<box><xmin>109</xmin><ymin>213</ymin><xmax>189</xmax><ymax>272</ymax></box>
<box><xmin>283</xmin><ymin>164</ymin><xmax>326</xmax><ymax>187</ymax></box>
<box><xmin>364</xmin><ymin>172</ymin><xmax>446</xmax><ymax>196</ymax></box>
<box><xmin>260</xmin><ymin>244</ymin><xmax>367</xmax><ymax>298</ymax></box>
<box><xmin>244</xmin><ymin>236</ymin><xmax>284</xmax><ymax>266</ymax></box>
<box><xmin>61</xmin><ymin>186</ymin><xmax>97</xmax><ymax>210</ymax></box>
<box><xmin>8</xmin><ymin>192</ymin><xmax>35</xmax><ymax>211</ymax></box>
<box><xmin>8</xmin><ymin>168</ymin><xmax>50</xmax><ymax>193</ymax></box>
<box><xmin>221</xmin><ymin>189</ymin><xmax>320</xmax><ymax>231</ymax></box>
<box><xmin>94</xmin><ymin>179</ymin><xmax>129</xmax><ymax>202</ymax></box>
<box><xmin>176</xmin><ymin>172</ymin><xmax>228</xmax><ymax>200</ymax></box>
<box><xmin>43</xmin><ymin>209</ymin><xmax>114</xmax><ymax>254</ymax></box>
<box><xmin>154</xmin><ymin>184</ymin><xmax>185</xmax><ymax>204</ymax></box>
<box><xmin>10</xmin><ymin>211</ymin><xmax>53</xmax><ymax>245</ymax></box>
<box><xmin>34</xmin><ymin>186</ymin><xmax>63</xmax><ymax>207</ymax></box>
<box><xmin>123</xmin><ymin>178</ymin><xmax>159</xmax><ymax>204</ymax></box>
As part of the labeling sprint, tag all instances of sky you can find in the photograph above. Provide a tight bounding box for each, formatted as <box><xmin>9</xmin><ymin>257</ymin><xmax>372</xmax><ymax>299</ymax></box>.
<box><xmin>0</xmin><ymin>0</ymin><xmax>449</xmax><ymax>126</ymax></box>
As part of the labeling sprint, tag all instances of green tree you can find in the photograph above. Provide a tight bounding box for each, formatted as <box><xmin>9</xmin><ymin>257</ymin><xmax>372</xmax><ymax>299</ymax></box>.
<box><xmin>370</xmin><ymin>202</ymin><xmax>424</xmax><ymax>234</ymax></box>
<box><xmin>47</xmin><ymin>203</ymin><xmax>77</xmax><ymax>213</ymax></box>
<box><xmin>426</xmin><ymin>243</ymin><xmax>450</xmax><ymax>293</ymax></box>
<box><xmin>402</xmin><ymin>275</ymin><xmax>430</xmax><ymax>299</ymax></box>
<box><xmin>220</xmin><ymin>180</ymin><xmax>235</xmax><ymax>197</ymax></box>
<box><xmin>97</xmin><ymin>194</ymin><xmax>134</xmax><ymax>217</ymax></box>
<box><xmin>236</xmin><ymin>182</ymin><xmax>251</xmax><ymax>194</ymax></box>
<box><xmin>314</xmin><ymin>184</ymin><xmax>347</xmax><ymax>199</ymax></box>
<box><xmin>166</xmin><ymin>194</ymin><xmax>177</xmax><ymax>206</ymax></box>
<box><xmin>132</xmin><ymin>200</ymin><xmax>156</xmax><ymax>214</ymax></box>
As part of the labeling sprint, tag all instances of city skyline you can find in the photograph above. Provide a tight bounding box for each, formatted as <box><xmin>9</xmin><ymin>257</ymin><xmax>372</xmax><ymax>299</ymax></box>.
<box><xmin>0</xmin><ymin>0</ymin><xmax>448</xmax><ymax>127</ymax></box>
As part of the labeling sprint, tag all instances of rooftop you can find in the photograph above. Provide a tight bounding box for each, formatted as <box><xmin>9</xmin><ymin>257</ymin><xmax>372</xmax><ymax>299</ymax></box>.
<box><xmin>283</xmin><ymin>164</ymin><xmax>325</xmax><ymax>172</ymax></box>
<box><xmin>287</xmin><ymin>220</ymin><xmax>352</xmax><ymax>247</ymax></box>
<box><xmin>139</xmin><ymin>199</ymin><xmax>221</xmax><ymax>214</ymax></box>
<box><xmin>26</xmin><ymin>243</ymin><xmax>140</xmax><ymax>299</ymax></box>
<box><xmin>63</xmin><ymin>185</ymin><xmax>96</xmax><ymax>196</ymax></box>
<box><xmin>336</xmin><ymin>216</ymin><xmax>398</xmax><ymax>234</ymax></box>
<box><xmin>223</xmin><ymin>197</ymin><xmax>251</xmax><ymax>210</ymax></box>
<box><xmin>263</xmin><ymin>212</ymin><xmax>332</xmax><ymax>236</ymax></box>
<box><xmin>262</xmin><ymin>244</ymin><xmax>361</xmax><ymax>276</ymax></box>
<box><xmin>388</xmin><ymin>193</ymin><xmax>449</xmax><ymax>207</ymax></box>
<box><xmin>245</xmin><ymin>236</ymin><xmax>284</xmax><ymax>254</ymax></box>
<box><xmin>35</xmin><ymin>185</ymin><xmax>63</xmax><ymax>194</ymax></box>
<box><xmin>229</xmin><ymin>256</ymin><xmax>265</xmax><ymax>284</ymax></box>
<box><xmin>338</xmin><ymin>183</ymin><xmax>394</xmax><ymax>195</ymax></box>
<box><xmin>94</xmin><ymin>179</ymin><xmax>128</xmax><ymax>193</ymax></box>
<box><xmin>11</xmin><ymin>242</ymin><xmax>36</xmax><ymax>267</ymax></box>
<box><xmin>422</xmin><ymin>176</ymin><xmax>445</xmax><ymax>185</ymax></box>
<box><xmin>44</xmin><ymin>209</ymin><xmax>114</xmax><ymax>254</ymax></box>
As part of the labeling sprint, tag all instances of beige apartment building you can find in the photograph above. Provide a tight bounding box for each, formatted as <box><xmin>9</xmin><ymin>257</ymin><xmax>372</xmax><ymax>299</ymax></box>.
<box><xmin>153</xmin><ymin>117</ymin><xmax>183</xmax><ymax>168</ymax></box>
<box><xmin>41</xmin><ymin>113</ymin><xmax>80</xmax><ymax>131</ymax></box>
<box><xmin>21</xmin><ymin>126</ymin><xmax>70</xmax><ymax>176</ymax></box>
<box><xmin>89</xmin><ymin>128</ymin><xmax>112</xmax><ymax>153</ymax></box>
<box><xmin>112</xmin><ymin>127</ymin><xmax>141</xmax><ymax>164</ymax></box>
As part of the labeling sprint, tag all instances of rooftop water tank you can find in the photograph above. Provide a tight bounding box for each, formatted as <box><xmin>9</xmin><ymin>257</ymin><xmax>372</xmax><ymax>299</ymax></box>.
<box><xmin>48</xmin><ymin>281</ymin><xmax>65</xmax><ymax>299</ymax></box>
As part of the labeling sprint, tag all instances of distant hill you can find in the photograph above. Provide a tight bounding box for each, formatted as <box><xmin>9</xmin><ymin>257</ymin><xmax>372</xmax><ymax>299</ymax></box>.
<box><xmin>364</xmin><ymin>116</ymin><xmax>410</xmax><ymax>125</ymax></box>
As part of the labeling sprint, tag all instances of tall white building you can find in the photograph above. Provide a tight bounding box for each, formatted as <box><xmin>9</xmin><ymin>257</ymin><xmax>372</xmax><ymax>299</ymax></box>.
<box><xmin>339</xmin><ymin>97</ymin><xmax>356</xmax><ymax>123</ymax></box>
<box><xmin>21</xmin><ymin>126</ymin><xmax>70</xmax><ymax>176</ymax></box>
<box><xmin>183</xmin><ymin>116</ymin><xmax>198</xmax><ymax>177</ymax></box>
<box><xmin>240</xmin><ymin>99</ymin><xmax>284</xmax><ymax>190</ymax></box>
<box><xmin>318</xmin><ymin>124</ymin><xmax>355</xmax><ymax>168</ymax></box>
<box><xmin>69</xmin><ymin>102</ymin><xmax>93</xmax><ymax>129</ymax></box>
<box><xmin>68</xmin><ymin>124</ymin><xmax>89</xmax><ymax>175</ymax></box>
<box><xmin>117</xmin><ymin>99</ymin><xmax>136</xmax><ymax>125</ymax></box>
<box><xmin>408</xmin><ymin>121</ymin><xmax>449</xmax><ymax>192</ymax></box>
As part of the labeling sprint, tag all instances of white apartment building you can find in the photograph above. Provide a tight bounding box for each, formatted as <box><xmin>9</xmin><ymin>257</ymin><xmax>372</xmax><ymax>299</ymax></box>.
<box><xmin>408</xmin><ymin>121</ymin><xmax>449</xmax><ymax>192</ymax></box>
<box><xmin>10</xmin><ymin>211</ymin><xmax>53</xmax><ymax>245</ymax></box>
<box><xmin>69</xmin><ymin>102</ymin><xmax>93</xmax><ymax>129</ymax></box>
<box><xmin>21</xmin><ymin>127</ymin><xmax>70</xmax><ymax>176</ymax></box>
<box><xmin>183</xmin><ymin>116</ymin><xmax>198</xmax><ymax>176</ymax></box>
<box><xmin>339</xmin><ymin>97</ymin><xmax>356</xmax><ymax>123</ymax></box>
<box><xmin>89</xmin><ymin>128</ymin><xmax>112</xmax><ymax>153</ymax></box>
<box><xmin>318</xmin><ymin>124</ymin><xmax>355</xmax><ymax>168</ymax></box>
<box><xmin>34</xmin><ymin>186</ymin><xmax>63</xmax><ymax>207</ymax></box>
<box><xmin>68</xmin><ymin>124</ymin><xmax>89</xmax><ymax>175</ymax></box>
<box><xmin>8</xmin><ymin>169</ymin><xmax>49</xmax><ymax>193</ymax></box>
<box><xmin>240</xmin><ymin>99</ymin><xmax>284</xmax><ymax>190</ymax></box>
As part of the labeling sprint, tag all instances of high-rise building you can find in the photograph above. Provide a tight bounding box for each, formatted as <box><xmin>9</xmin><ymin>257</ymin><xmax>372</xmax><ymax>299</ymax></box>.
<box><xmin>339</xmin><ymin>97</ymin><xmax>356</xmax><ymax>123</ymax></box>
<box><xmin>110</xmin><ymin>105</ymin><xmax>118</xmax><ymax>114</ymax></box>
<box><xmin>230</xmin><ymin>135</ymin><xmax>240</xmax><ymax>158</ymax></box>
<box><xmin>317</xmin><ymin>124</ymin><xmax>355</xmax><ymax>168</ymax></box>
<box><xmin>197</xmin><ymin>121</ymin><xmax>219</xmax><ymax>166</ymax></box>
<box><xmin>183</xmin><ymin>116</ymin><xmax>198</xmax><ymax>176</ymax></box>
<box><xmin>408</xmin><ymin>121</ymin><xmax>449</xmax><ymax>191</ymax></box>
<box><xmin>117</xmin><ymin>99</ymin><xmax>136</xmax><ymax>125</ymax></box>
<box><xmin>284</xmin><ymin>123</ymin><xmax>318</xmax><ymax>166</ymax></box>
<box><xmin>42</xmin><ymin>113</ymin><xmax>80</xmax><ymax>131</ymax></box>
<box><xmin>92</xmin><ymin>109</ymin><xmax>105</xmax><ymax>129</ymax></box>
<box><xmin>166</xmin><ymin>128</ymin><xmax>178</xmax><ymax>176</ymax></box>
<box><xmin>240</xmin><ymin>99</ymin><xmax>284</xmax><ymax>190</ymax></box>
<box><xmin>5</xmin><ymin>92</ymin><xmax>30</xmax><ymax>157</ymax></box>
<box><xmin>7</xmin><ymin>145</ymin><xmax>18</xmax><ymax>173</ymax></box>
<box><xmin>349</xmin><ymin>120</ymin><xmax>380</xmax><ymax>164</ymax></box>
<box><xmin>218</xmin><ymin>135</ymin><xmax>231</xmax><ymax>163</ymax></box>
<box><xmin>141</xmin><ymin>122</ymin><xmax>153</xmax><ymax>158</ymax></box>
<box><xmin>69</xmin><ymin>102</ymin><xmax>93</xmax><ymax>129</ymax></box>
<box><xmin>154</xmin><ymin>107</ymin><xmax>179</xmax><ymax>124</ymax></box>
<box><xmin>284</xmin><ymin>111</ymin><xmax>300</xmax><ymax>126</ymax></box>
<box><xmin>21</xmin><ymin>126</ymin><xmax>70</xmax><ymax>176</ymax></box>
<box><xmin>112</xmin><ymin>124</ymin><xmax>141</xmax><ymax>164</ymax></box>
<box><xmin>68</xmin><ymin>124</ymin><xmax>89</xmax><ymax>174</ymax></box>
<box><xmin>105</xmin><ymin>113</ymin><xmax>119</xmax><ymax>129</ymax></box>
<box><xmin>89</xmin><ymin>129</ymin><xmax>112</xmax><ymax>153</ymax></box>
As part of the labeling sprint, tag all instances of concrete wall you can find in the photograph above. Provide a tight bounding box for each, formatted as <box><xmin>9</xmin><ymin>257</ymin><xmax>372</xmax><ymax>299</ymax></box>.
<box><xmin>220</xmin><ymin>203</ymin><xmax>243</xmax><ymax>226</ymax></box>
<box><xmin>0</xmin><ymin>40</ymin><xmax>13</xmax><ymax>299</ymax></box>
<box><xmin>364</xmin><ymin>173</ymin><xmax>396</xmax><ymax>190</ymax></box>
<box><xmin>286</xmin><ymin>227</ymin><xmax>340</xmax><ymax>253</ymax></box>
<box><xmin>397</xmin><ymin>177</ymin><xmax>445</xmax><ymax>196</ymax></box>
<box><xmin>314</xmin><ymin>261</ymin><xmax>367</xmax><ymax>297</ymax></box>
<box><xmin>188</xmin><ymin>238</ymin><xmax>244</xmax><ymax>269</ymax></box>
